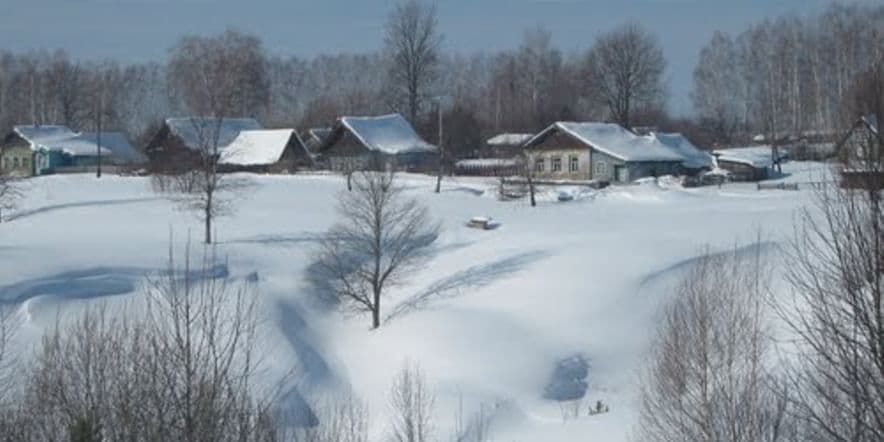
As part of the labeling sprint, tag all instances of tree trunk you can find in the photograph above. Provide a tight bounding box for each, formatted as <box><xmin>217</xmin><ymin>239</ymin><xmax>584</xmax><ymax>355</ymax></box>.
<box><xmin>205</xmin><ymin>192</ymin><xmax>213</xmax><ymax>244</ymax></box>
<box><xmin>435</xmin><ymin>102</ymin><xmax>443</xmax><ymax>193</ymax></box>
<box><xmin>528</xmin><ymin>175</ymin><xmax>536</xmax><ymax>207</ymax></box>
<box><xmin>372</xmin><ymin>289</ymin><xmax>381</xmax><ymax>329</ymax></box>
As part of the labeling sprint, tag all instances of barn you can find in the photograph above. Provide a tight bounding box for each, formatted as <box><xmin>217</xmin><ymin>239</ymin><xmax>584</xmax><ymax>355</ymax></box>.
<box><xmin>318</xmin><ymin>114</ymin><xmax>438</xmax><ymax>173</ymax></box>
<box><xmin>712</xmin><ymin>146</ymin><xmax>790</xmax><ymax>182</ymax></box>
<box><xmin>144</xmin><ymin>118</ymin><xmax>313</xmax><ymax>174</ymax></box>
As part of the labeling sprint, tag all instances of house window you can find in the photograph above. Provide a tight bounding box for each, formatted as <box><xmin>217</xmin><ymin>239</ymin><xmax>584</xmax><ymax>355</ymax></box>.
<box><xmin>22</xmin><ymin>158</ymin><xmax>29</xmax><ymax>168</ymax></box>
<box><xmin>2</xmin><ymin>158</ymin><xmax>7</xmax><ymax>169</ymax></box>
<box><xmin>551</xmin><ymin>157</ymin><xmax>562</xmax><ymax>172</ymax></box>
<box><xmin>13</xmin><ymin>157</ymin><xmax>19</xmax><ymax>168</ymax></box>
<box><xmin>535</xmin><ymin>158</ymin><xmax>545</xmax><ymax>173</ymax></box>
<box><xmin>569</xmin><ymin>156</ymin><xmax>579</xmax><ymax>172</ymax></box>
<box><xmin>594</xmin><ymin>161</ymin><xmax>607</xmax><ymax>176</ymax></box>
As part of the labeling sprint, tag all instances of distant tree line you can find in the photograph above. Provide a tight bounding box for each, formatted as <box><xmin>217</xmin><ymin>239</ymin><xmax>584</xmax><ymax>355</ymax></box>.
<box><xmin>693</xmin><ymin>3</ymin><xmax>884</xmax><ymax>146</ymax></box>
<box><xmin>0</xmin><ymin>1</ymin><xmax>880</xmax><ymax>157</ymax></box>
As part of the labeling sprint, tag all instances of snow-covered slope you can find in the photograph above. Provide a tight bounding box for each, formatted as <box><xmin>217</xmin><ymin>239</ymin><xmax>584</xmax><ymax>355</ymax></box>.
<box><xmin>0</xmin><ymin>163</ymin><xmax>827</xmax><ymax>440</ymax></box>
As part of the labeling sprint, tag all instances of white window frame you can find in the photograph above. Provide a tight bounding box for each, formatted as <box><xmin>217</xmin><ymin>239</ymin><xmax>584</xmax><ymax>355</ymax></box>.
<box><xmin>551</xmin><ymin>157</ymin><xmax>562</xmax><ymax>172</ymax></box>
<box><xmin>569</xmin><ymin>156</ymin><xmax>579</xmax><ymax>172</ymax></box>
<box><xmin>535</xmin><ymin>158</ymin><xmax>545</xmax><ymax>173</ymax></box>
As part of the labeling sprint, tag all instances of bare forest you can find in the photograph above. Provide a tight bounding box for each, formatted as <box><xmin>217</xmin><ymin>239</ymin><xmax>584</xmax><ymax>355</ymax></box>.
<box><xmin>0</xmin><ymin>3</ymin><xmax>877</xmax><ymax>155</ymax></box>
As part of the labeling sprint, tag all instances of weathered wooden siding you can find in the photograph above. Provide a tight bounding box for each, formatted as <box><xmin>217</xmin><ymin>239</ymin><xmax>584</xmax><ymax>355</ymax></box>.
<box><xmin>529</xmin><ymin>130</ymin><xmax>593</xmax><ymax>180</ymax></box>
<box><xmin>716</xmin><ymin>160</ymin><xmax>767</xmax><ymax>181</ymax></box>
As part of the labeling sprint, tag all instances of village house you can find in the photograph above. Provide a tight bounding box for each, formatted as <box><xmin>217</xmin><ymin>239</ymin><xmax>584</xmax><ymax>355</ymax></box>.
<box><xmin>318</xmin><ymin>113</ymin><xmax>438</xmax><ymax>172</ymax></box>
<box><xmin>836</xmin><ymin>114</ymin><xmax>882</xmax><ymax>189</ymax></box>
<box><xmin>484</xmin><ymin>133</ymin><xmax>533</xmax><ymax>158</ymax></box>
<box><xmin>305</xmin><ymin>127</ymin><xmax>331</xmax><ymax>152</ymax></box>
<box><xmin>0</xmin><ymin>125</ymin><xmax>143</xmax><ymax>177</ymax></box>
<box><xmin>712</xmin><ymin>146</ymin><xmax>791</xmax><ymax>182</ymax></box>
<box><xmin>144</xmin><ymin>118</ymin><xmax>313</xmax><ymax>174</ymax></box>
<box><xmin>454</xmin><ymin>133</ymin><xmax>532</xmax><ymax>176</ymax></box>
<box><xmin>523</xmin><ymin>122</ymin><xmax>711</xmax><ymax>183</ymax></box>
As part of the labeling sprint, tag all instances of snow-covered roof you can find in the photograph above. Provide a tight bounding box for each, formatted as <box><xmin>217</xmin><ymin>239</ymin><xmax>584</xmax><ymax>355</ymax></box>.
<box><xmin>165</xmin><ymin>117</ymin><xmax>262</xmax><ymax>151</ymax></box>
<box><xmin>336</xmin><ymin>114</ymin><xmax>436</xmax><ymax>155</ymax></box>
<box><xmin>863</xmin><ymin>114</ymin><xmax>879</xmax><ymax>135</ymax></box>
<box><xmin>13</xmin><ymin>125</ymin><xmax>142</xmax><ymax>163</ymax></box>
<box><xmin>713</xmin><ymin>146</ymin><xmax>789</xmax><ymax>168</ymax></box>
<box><xmin>651</xmin><ymin>132</ymin><xmax>714</xmax><ymax>169</ymax></box>
<box><xmin>486</xmin><ymin>133</ymin><xmax>533</xmax><ymax>147</ymax></box>
<box><xmin>527</xmin><ymin>122</ymin><xmax>686</xmax><ymax>163</ymax></box>
<box><xmin>220</xmin><ymin>129</ymin><xmax>297</xmax><ymax>166</ymax></box>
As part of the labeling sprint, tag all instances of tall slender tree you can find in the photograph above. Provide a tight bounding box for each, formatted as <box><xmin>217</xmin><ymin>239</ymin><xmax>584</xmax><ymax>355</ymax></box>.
<box><xmin>384</xmin><ymin>0</ymin><xmax>442</xmax><ymax>124</ymax></box>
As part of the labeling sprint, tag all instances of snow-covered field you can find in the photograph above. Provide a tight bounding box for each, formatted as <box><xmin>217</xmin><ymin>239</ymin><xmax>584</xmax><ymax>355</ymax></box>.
<box><xmin>0</xmin><ymin>162</ymin><xmax>831</xmax><ymax>440</ymax></box>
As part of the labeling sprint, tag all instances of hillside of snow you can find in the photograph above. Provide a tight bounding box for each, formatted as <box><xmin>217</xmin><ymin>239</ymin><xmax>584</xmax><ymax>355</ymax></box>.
<box><xmin>0</xmin><ymin>162</ymin><xmax>831</xmax><ymax>440</ymax></box>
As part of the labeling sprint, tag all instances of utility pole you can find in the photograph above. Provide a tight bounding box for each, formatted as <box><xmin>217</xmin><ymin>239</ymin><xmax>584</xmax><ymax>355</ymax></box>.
<box><xmin>96</xmin><ymin>91</ymin><xmax>103</xmax><ymax>178</ymax></box>
<box><xmin>435</xmin><ymin>98</ymin><xmax>443</xmax><ymax>193</ymax></box>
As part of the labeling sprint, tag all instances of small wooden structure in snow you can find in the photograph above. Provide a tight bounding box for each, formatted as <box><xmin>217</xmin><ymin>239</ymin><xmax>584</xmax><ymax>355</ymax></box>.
<box><xmin>467</xmin><ymin>216</ymin><xmax>492</xmax><ymax>230</ymax></box>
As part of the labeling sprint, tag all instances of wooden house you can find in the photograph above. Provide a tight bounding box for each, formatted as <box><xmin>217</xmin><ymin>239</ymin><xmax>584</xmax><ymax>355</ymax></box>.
<box><xmin>484</xmin><ymin>133</ymin><xmax>533</xmax><ymax>158</ymax></box>
<box><xmin>836</xmin><ymin>115</ymin><xmax>883</xmax><ymax>190</ymax></box>
<box><xmin>712</xmin><ymin>146</ymin><xmax>790</xmax><ymax>182</ymax></box>
<box><xmin>1</xmin><ymin>125</ymin><xmax>142</xmax><ymax>176</ymax></box>
<box><xmin>144</xmin><ymin>118</ymin><xmax>312</xmax><ymax>174</ymax></box>
<box><xmin>318</xmin><ymin>114</ymin><xmax>438</xmax><ymax>173</ymax></box>
<box><xmin>523</xmin><ymin>122</ymin><xmax>710</xmax><ymax>183</ymax></box>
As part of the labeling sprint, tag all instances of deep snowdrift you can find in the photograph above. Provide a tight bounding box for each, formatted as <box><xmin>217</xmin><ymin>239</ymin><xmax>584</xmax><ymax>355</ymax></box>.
<box><xmin>0</xmin><ymin>163</ymin><xmax>828</xmax><ymax>440</ymax></box>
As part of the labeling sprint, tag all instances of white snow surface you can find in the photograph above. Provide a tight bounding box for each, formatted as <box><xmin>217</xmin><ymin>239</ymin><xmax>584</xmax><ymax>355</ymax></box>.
<box><xmin>221</xmin><ymin>129</ymin><xmax>295</xmax><ymax>166</ymax></box>
<box><xmin>0</xmin><ymin>162</ymin><xmax>831</xmax><ymax>441</ymax></box>
<box><xmin>13</xmin><ymin>125</ymin><xmax>142</xmax><ymax>163</ymax></box>
<box><xmin>339</xmin><ymin>114</ymin><xmax>437</xmax><ymax>155</ymax></box>
<box><xmin>533</xmin><ymin>122</ymin><xmax>688</xmax><ymax>163</ymax></box>
<box><xmin>714</xmin><ymin>146</ymin><xmax>789</xmax><ymax>168</ymax></box>
<box><xmin>486</xmin><ymin>133</ymin><xmax>534</xmax><ymax>146</ymax></box>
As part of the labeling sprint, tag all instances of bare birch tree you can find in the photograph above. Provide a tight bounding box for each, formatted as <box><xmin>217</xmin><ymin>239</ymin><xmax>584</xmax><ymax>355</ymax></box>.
<box><xmin>389</xmin><ymin>363</ymin><xmax>435</xmax><ymax>442</ymax></box>
<box><xmin>9</xmin><ymin>244</ymin><xmax>276</xmax><ymax>442</ymax></box>
<box><xmin>166</xmin><ymin>29</ymin><xmax>268</xmax><ymax>244</ymax></box>
<box><xmin>583</xmin><ymin>23</ymin><xmax>666</xmax><ymax>130</ymax></box>
<box><xmin>384</xmin><ymin>0</ymin><xmax>441</xmax><ymax>124</ymax></box>
<box><xmin>0</xmin><ymin>159</ymin><xmax>22</xmax><ymax>223</ymax></box>
<box><xmin>314</xmin><ymin>171</ymin><xmax>439</xmax><ymax>329</ymax></box>
<box><xmin>638</xmin><ymin>245</ymin><xmax>795</xmax><ymax>442</ymax></box>
<box><xmin>779</xmin><ymin>65</ymin><xmax>884</xmax><ymax>442</ymax></box>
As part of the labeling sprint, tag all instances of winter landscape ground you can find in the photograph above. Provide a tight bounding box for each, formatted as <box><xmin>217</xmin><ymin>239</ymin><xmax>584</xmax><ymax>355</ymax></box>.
<box><xmin>0</xmin><ymin>162</ymin><xmax>829</xmax><ymax>440</ymax></box>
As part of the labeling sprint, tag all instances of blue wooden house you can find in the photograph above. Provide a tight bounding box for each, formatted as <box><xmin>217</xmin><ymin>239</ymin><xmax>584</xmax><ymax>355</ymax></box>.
<box><xmin>1</xmin><ymin>125</ymin><xmax>144</xmax><ymax>176</ymax></box>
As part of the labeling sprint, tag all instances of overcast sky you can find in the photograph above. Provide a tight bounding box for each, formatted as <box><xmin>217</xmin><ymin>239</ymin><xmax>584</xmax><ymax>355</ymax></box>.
<box><xmin>2</xmin><ymin>0</ymin><xmax>842</xmax><ymax>115</ymax></box>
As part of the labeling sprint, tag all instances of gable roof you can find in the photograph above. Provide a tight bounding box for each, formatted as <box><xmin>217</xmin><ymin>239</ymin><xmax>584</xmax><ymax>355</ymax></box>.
<box><xmin>651</xmin><ymin>132</ymin><xmax>714</xmax><ymax>169</ymax></box>
<box><xmin>307</xmin><ymin>127</ymin><xmax>331</xmax><ymax>145</ymax></box>
<box><xmin>165</xmin><ymin>117</ymin><xmax>263</xmax><ymax>151</ymax></box>
<box><xmin>526</xmin><ymin>122</ymin><xmax>686</xmax><ymax>163</ymax></box>
<box><xmin>12</xmin><ymin>125</ymin><xmax>143</xmax><ymax>163</ymax></box>
<box><xmin>833</xmin><ymin>114</ymin><xmax>883</xmax><ymax>157</ymax></box>
<box><xmin>323</xmin><ymin>114</ymin><xmax>436</xmax><ymax>155</ymax></box>
<box><xmin>862</xmin><ymin>114</ymin><xmax>879</xmax><ymax>136</ymax></box>
<box><xmin>220</xmin><ymin>129</ymin><xmax>306</xmax><ymax>166</ymax></box>
<box><xmin>486</xmin><ymin>133</ymin><xmax>534</xmax><ymax>147</ymax></box>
